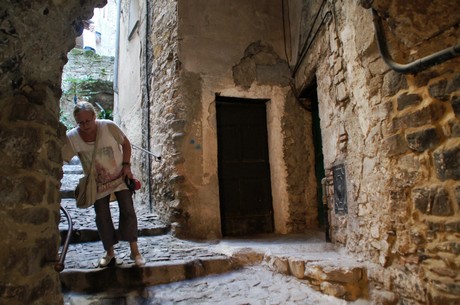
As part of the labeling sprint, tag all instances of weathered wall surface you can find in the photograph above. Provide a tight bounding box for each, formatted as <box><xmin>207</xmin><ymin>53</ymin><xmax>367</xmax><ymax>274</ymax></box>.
<box><xmin>145</xmin><ymin>0</ymin><xmax>182</xmax><ymax>228</ymax></box>
<box><xmin>172</xmin><ymin>0</ymin><xmax>316</xmax><ymax>238</ymax></box>
<box><xmin>292</xmin><ymin>0</ymin><xmax>459</xmax><ymax>303</ymax></box>
<box><xmin>117</xmin><ymin>0</ymin><xmax>319</xmax><ymax>239</ymax></box>
<box><xmin>116</xmin><ymin>0</ymin><xmax>152</xmax><ymax>210</ymax></box>
<box><xmin>0</xmin><ymin>1</ymin><xmax>105</xmax><ymax>304</ymax></box>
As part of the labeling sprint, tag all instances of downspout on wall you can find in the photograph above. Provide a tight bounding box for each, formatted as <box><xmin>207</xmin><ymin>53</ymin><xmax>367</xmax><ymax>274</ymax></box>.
<box><xmin>113</xmin><ymin>0</ymin><xmax>121</xmax><ymax>94</ymax></box>
<box><xmin>144</xmin><ymin>0</ymin><xmax>153</xmax><ymax>211</ymax></box>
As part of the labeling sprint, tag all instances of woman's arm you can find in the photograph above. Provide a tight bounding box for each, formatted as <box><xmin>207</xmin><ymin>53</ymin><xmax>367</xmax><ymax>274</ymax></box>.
<box><xmin>121</xmin><ymin>136</ymin><xmax>133</xmax><ymax>179</ymax></box>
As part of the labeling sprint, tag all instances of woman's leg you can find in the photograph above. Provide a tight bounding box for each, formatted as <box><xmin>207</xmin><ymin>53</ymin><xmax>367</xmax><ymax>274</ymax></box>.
<box><xmin>115</xmin><ymin>190</ymin><xmax>145</xmax><ymax>265</ymax></box>
<box><xmin>114</xmin><ymin>189</ymin><xmax>138</xmax><ymax>243</ymax></box>
<box><xmin>94</xmin><ymin>194</ymin><xmax>118</xmax><ymax>254</ymax></box>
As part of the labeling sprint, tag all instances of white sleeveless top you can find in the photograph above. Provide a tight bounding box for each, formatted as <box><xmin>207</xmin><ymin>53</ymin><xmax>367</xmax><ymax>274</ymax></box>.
<box><xmin>62</xmin><ymin>120</ymin><xmax>128</xmax><ymax>200</ymax></box>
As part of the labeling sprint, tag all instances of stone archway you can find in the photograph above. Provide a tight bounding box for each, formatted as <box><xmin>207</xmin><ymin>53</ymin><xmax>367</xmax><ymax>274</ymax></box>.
<box><xmin>0</xmin><ymin>1</ymin><xmax>106</xmax><ymax>304</ymax></box>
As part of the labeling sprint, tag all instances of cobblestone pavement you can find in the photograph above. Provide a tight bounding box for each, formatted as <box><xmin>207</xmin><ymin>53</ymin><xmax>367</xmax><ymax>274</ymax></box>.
<box><xmin>62</xmin><ymin>234</ymin><xmax>227</xmax><ymax>269</ymax></box>
<box><xmin>64</xmin><ymin>265</ymin><xmax>363</xmax><ymax>305</ymax></box>
<box><xmin>59</xmin><ymin>196</ymin><xmax>369</xmax><ymax>305</ymax></box>
<box><xmin>59</xmin><ymin>198</ymin><xmax>166</xmax><ymax>232</ymax></box>
<box><xmin>59</xmin><ymin>198</ymin><xmax>223</xmax><ymax>269</ymax></box>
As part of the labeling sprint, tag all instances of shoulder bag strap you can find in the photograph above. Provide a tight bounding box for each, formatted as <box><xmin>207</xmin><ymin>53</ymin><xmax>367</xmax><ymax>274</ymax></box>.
<box><xmin>84</xmin><ymin>123</ymin><xmax>100</xmax><ymax>185</ymax></box>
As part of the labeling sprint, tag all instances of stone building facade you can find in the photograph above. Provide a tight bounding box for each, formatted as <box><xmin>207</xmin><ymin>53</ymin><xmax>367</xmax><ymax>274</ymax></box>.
<box><xmin>117</xmin><ymin>0</ymin><xmax>460</xmax><ymax>304</ymax></box>
<box><xmin>0</xmin><ymin>0</ymin><xmax>459</xmax><ymax>304</ymax></box>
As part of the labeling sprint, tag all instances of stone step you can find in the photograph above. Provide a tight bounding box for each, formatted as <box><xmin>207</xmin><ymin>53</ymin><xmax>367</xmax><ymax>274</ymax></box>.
<box><xmin>59</xmin><ymin>230</ymin><xmax>370</xmax><ymax>302</ymax></box>
<box><xmin>60</xmin><ymin>172</ymin><xmax>80</xmax><ymax>199</ymax></box>
<box><xmin>263</xmin><ymin>254</ymin><xmax>367</xmax><ymax>301</ymax></box>
<box><xmin>58</xmin><ymin>186</ymin><xmax>369</xmax><ymax>301</ymax></box>
<box><xmin>60</xmin><ymin>257</ymin><xmax>237</xmax><ymax>293</ymax></box>
<box><xmin>60</xmin><ymin>157</ymin><xmax>82</xmax><ymax>198</ymax></box>
<box><xmin>63</xmin><ymin>164</ymin><xmax>83</xmax><ymax>174</ymax></box>
<box><xmin>213</xmin><ymin>238</ymin><xmax>369</xmax><ymax>302</ymax></box>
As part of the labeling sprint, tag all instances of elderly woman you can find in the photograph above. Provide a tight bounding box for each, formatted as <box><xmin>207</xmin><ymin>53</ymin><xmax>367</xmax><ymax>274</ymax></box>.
<box><xmin>62</xmin><ymin>101</ymin><xmax>145</xmax><ymax>267</ymax></box>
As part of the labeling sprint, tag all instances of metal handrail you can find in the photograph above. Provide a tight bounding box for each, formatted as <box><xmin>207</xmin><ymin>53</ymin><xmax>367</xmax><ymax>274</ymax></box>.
<box><xmin>131</xmin><ymin>143</ymin><xmax>162</xmax><ymax>162</ymax></box>
<box><xmin>55</xmin><ymin>206</ymin><xmax>73</xmax><ymax>272</ymax></box>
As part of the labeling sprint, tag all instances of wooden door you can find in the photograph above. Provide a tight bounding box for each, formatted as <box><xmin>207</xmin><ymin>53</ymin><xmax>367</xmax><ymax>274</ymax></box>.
<box><xmin>216</xmin><ymin>97</ymin><xmax>274</xmax><ymax>236</ymax></box>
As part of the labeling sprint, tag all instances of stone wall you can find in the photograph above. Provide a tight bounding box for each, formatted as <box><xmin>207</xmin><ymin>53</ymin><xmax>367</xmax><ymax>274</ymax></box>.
<box><xmin>118</xmin><ymin>0</ymin><xmax>299</xmax><ymax>238</ymax></box>
<box><xmin>292</xmin><ymin>0</ymin><xmax>460</xmax><ymax>303</ymax></box>
<box><xmin>60</xmin><ymin>48</ymin><xmax>114</xmax><ymax>128</ymax></box>
<box><xmin>0</xmin><ymin>1</ymin><xmax>106</xmax><ymax>304</ymax></box>
<box><xmin>115</xmin><ymin>0</ymin><xmax>460</xmax><ymax>302</ymax></box>
<box><xmin>172</xmin><ymin>0</ymin><xmax>313</xmax><ymax>238</ymax></box>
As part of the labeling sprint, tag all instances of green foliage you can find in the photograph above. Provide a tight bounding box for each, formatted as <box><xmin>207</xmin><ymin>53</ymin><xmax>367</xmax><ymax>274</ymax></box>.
<box><xmin>63</xmin><ymin>76</ymin><xmax>97</xmax><ymax>98</ymax></box>
<box><xmin>97</xmin><ymin>108</ymin><xmax>113</xmax><ymax>120</ymax></box>
<box><xmin>63</xmin><ymin>75</ymin><xmax>112</xmax><ymax>102</ymax></box>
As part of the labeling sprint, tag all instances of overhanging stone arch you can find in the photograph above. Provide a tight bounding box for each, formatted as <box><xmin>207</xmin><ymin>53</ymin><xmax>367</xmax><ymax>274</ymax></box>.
<box><xmin>0</xmin><ymin>1</ymin><xmax>106</xmax><ymax>304</ymax></box>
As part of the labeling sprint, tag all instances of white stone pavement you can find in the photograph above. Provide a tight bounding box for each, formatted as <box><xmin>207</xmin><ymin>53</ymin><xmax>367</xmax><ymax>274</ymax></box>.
<box><xmin>59</xmin><ymin>164</ymin><xmax>372</xmax><ymax>304</ymax></box>
<box><xmin>64</xmin><ymin>265</ymin><xmax>369</xmax><ymax>305</ymax></box>
<box><xmin>61</xmin><ymin>231</ymin><xmax>372</xmax><ymax>304</ymax></box>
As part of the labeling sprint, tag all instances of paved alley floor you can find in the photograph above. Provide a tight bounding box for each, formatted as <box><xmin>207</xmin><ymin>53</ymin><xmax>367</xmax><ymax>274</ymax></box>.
<box><xmin>64</xmin><ymin>265</ymin><xmax>367</xmax><ymax>305</ymax></box>
<box><xmin>59</xmin><ymin>197</ymin><xmax>370</xmax><ymax>305</ymax></box>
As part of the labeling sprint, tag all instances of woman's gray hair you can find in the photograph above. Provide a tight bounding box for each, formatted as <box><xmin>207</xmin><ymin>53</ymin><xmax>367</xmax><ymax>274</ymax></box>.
<box><xmin>73</xmin><ymin>101</ymin><xmax>96</xmax><ymax>118</ymax></box>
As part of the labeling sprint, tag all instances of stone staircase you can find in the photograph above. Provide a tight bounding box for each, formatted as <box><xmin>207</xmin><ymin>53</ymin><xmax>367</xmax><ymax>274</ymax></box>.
<box><xmin>59</xmin><ymin>160</ymin><xmax>373</xmax><ymax>302</ymax></box>
<box><xmin>60</xmin><ymin>156</ymin><xmax>83</xmax><ymax>199</ymax></box>
<box><xmin>213</xmin><ymin>237</ymin><xmax>370</xmax><ymax>302</ymax></box>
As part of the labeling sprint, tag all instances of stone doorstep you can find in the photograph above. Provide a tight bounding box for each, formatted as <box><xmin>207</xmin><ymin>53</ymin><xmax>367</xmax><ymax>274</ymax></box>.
<box><xmin>60</xmin><ymin>257</ymin><xmax>238</xmax><ymax>293</ymax></box>
<box><xmin>63</xmin><ymin>165</ymin><xmax>83</xmax><ymax>174</ymax></box>
<box><xmin>263</xmin><ymin>254</ymin><xmax>368</xmax><ymax>301</ymax></box>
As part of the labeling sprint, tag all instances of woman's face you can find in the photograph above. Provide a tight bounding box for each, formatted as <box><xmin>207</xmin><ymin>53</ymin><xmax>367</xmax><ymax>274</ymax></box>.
<box><xmin>75</xmin><ymin>110</ymin><xmax>96</xmax><ymax>135</ymax></box>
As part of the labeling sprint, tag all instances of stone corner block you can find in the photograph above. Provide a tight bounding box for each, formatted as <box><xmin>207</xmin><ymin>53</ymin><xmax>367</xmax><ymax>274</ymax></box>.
<box><xmin>264</xmin><ymin>255</ymin><xmax>290</xmax><ymax>275</ymax></box>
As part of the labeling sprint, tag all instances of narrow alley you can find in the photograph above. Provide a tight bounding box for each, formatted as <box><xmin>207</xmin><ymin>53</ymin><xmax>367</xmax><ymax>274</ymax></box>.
<box><xmin>60</xmin><ymin>201</ymin><xmax>372</xmax><ymax>305</ymax></box>
<box><xmin>1</xmin><ymin>1</ymin><xmax>459</xmax><ymax>304</ymax></box>
<box><xmin>60</xmin><ymin>163</ymin><xmax>372</xmax><ymax>304</ymax></box>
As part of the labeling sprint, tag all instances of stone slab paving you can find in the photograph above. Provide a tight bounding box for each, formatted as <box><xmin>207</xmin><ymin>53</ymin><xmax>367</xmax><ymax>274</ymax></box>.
<box><xmin>63</xmin><ymin>265</ymin><xmax>368</xmax><ymax>305</ymax></box>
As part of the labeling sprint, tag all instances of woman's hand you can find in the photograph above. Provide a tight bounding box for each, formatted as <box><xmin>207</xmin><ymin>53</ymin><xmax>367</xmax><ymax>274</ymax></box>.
<box><xmin>121</xmin><ymin>164</ymin><xmax>133</xmax><ymax>179</ymax></box>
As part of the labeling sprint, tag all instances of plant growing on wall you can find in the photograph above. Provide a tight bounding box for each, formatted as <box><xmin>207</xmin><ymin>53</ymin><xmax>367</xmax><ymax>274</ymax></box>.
<box><xmin>96</xmin><ymin>102</ymin><xmax>113</xmax><ymax>120</ymax></box>
<box><xmin>63</xmin><ymin>76</ymin><xmax>100</xmax><ymax>102</ymax></box>
<box><xmin>60</xmin><ymin>48</ymin><xmax>115</xmax><ymax>130</ymax></box>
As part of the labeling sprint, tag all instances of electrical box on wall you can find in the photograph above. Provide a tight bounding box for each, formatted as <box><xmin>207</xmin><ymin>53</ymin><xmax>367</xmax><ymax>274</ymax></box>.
<box><xmin>332</xmin><ymin>164</ymin><xmax>348</xmax><ymax>214</ymax></box>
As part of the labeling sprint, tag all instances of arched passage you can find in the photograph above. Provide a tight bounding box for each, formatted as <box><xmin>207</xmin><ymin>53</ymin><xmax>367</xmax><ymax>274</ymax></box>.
<box><xmin>0</xmin><ymin>1</ymin><xmax>107</xmax><ymax>304</ymax></box>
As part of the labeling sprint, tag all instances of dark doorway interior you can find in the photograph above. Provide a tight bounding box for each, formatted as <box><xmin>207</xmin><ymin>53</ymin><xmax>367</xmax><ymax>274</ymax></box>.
<box><xmin>216</xmin><ymin>96</ymin><xmax>274</xmax><ymax>236</ymax></box>
<box><xmin>300</xmin><ymin>79</ymin><xmax>330</xmax><ymax>241</ymax></box>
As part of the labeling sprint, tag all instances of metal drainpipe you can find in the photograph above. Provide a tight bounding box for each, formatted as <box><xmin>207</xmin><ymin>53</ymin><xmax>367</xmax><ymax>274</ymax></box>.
<box><xmin>114</xmin><ymin>0</ymin><xmax>121</xmax><ymax>94</ymax></box>
<box><xmin>145</xmin><ymin>0</ymin><xmax>153</xmax><ymax>212</ymax></box>
<box><xmin>371</xmin><ymin>9</ymin><xmax>460</xmax><ymax>74</ymax></box>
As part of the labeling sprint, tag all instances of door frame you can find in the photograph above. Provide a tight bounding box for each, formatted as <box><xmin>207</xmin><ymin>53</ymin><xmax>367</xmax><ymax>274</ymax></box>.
<box><xmin>215</xmin><ymin>96</ymin><xmax>274</xmax><ymax>236</ymax></box>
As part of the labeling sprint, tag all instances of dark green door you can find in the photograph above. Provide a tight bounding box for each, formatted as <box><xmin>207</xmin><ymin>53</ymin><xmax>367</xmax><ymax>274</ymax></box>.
<box><xmin>302</xmin><ymin>78</ymin><xmax>330</xmax><ymax>241</ymax></box>
<box><xmin>216</xmin><ymin>97</ymin><xmax>274</xmax><ymax>236</ymax></box>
